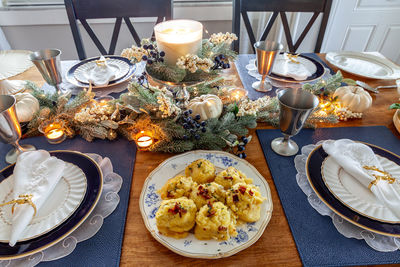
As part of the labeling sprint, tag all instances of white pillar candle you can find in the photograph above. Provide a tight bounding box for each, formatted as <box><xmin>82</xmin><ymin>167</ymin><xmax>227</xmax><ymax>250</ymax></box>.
<box><xmin>154</xmin><ymin>20</ymin><xmax>203</xmax><ymax>66</ymax></box>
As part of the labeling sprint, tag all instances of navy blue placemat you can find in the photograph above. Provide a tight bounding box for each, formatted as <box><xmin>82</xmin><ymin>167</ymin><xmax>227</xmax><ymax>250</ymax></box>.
<box><xmin>0</xmin><ymin>136</ymin><xmax>136</xmax><ymax>267</ymax></box>
<box><xmin>256</xmin><ymin>126</ymin><xmax>400</xmax><ymax>267</ymax></box>
<box><xmin>235</xmin><ymin>53</ymin><xmax>334</xmax><ymax>100</ymax></box>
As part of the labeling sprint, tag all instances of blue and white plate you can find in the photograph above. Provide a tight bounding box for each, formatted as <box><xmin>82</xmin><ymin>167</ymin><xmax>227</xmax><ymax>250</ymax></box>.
<box><xmin>139</xmin><ymin>150</ymin><xmax>273</xmax><ymax>259</ymax></box>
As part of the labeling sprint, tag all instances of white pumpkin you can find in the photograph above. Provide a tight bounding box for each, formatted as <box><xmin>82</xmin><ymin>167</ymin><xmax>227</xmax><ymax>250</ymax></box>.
<box><xmin>333</xmin><ymin>86</ymin><xmax>372</xmax><ymax>113</ymax></box>
<box><xmin>0</xmin><ymin>79</ymin><xmax>26</xmax><ymax>95</ymax></box>
<box><xmin>14</xmin><ymin>92</ymin><xmax>40</xmax><ymax>122</ymax></box>
<box><xmin>187</xmin><ymin>94</ymin><xmax>223</xmax><ymax>120</ymax></box>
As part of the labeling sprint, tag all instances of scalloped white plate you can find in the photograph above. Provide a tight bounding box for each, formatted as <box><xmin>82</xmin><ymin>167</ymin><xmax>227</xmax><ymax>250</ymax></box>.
<box><xmin>326</xmin><ymin>51</ymin><xmax>400</xmax><ymax>80</ymax></box>
<box><xmin>139</xmin><ymin>150</ymin><xmax>273</xmax><ymax>259</ymax></box>
<box><xmin>0</xmin><ymin>50</ymin><xmax>34</xmax><ymax>80</ymax></box>
<box><xmin>322</xmin><ymin>155</ymin><xmax>400</xmax><ymax>223</ymax></box>
<box><xmin>0</xmin><ymin>162</ymin><xmax>87</xmax><ymax>242</ymax></box>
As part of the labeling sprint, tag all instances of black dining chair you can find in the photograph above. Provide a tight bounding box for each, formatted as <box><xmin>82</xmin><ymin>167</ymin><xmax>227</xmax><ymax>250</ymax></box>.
<box><xmin>232</xmin><ymin>0</ymin><xmax>332</xmax><ymax>53</ymax></box>
<box><xmin>64</xmin><ymin>0</ymin><xmax>173</xmax><ymax>60</ymax></box>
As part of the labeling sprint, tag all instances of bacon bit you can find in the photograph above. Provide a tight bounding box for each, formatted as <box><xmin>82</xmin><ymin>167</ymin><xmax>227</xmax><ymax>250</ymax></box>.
<box><xmin>206</xmin><ymin>202</ymin><xmax>216</xmax><ymax>217</ymax></box>
<box><xmin>207</xmin><ymin>210</ymin><xmax>216</xmax><ymax>217</ymax></box>
<box><xmin>197</xmin><ymin>185</ymin><xmax>211</xmax><ymax>199</ymax></box>
<box><xmin>218</xmin><ymin>226</ymin><xmax>227</xmax><ymax>231</ymax></box>
<box><xmin>224</xmin><ymin>176</ymin><xmax>233</xmax><ymax>180</ymax></box>
<box><xmin>249</xmin><ymin>190</ymin><xmax>254</xmax><ymax>196</ymax></box>
<box><xmin>232</xmin><ymin>194</ymin><xmax>239</xmax><ymax>202</ymax></box>
<box><xmin>168</xmin><ymin>202</ymin><xmax>187</xmax><ymax>217</ymax></box>
<box><xmin>167</xmin><ymin>191</ymin><xmax>173</xmax><ymax>198</ymax></box>
<box><xmin>238</xmin><ymin>185</ymin><xmax>247</xmax><ymax>194</ymax></box>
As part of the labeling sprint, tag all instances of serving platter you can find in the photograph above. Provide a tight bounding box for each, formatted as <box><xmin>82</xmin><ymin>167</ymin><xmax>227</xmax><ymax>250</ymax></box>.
<box><xmin>322</xmin><ymin>155</ymin><xmax>400</xmax><ymax>223</ymax></box>
<box><xmin>139</xmin><ymin>150</ymin><xmax>273</xmax><ymax>259</ymax></box>
<box><xmin>0</xmin><ymin>151</ymin><xmax>103</xmax><ymax>260</ymax></box>
<box><xmin>0</xmin><ymin>162</ymin><xmax>87</xmax><ymax>242</ymax></box>
<box><xmin>74</xmin><ymin>58</ymin><xmax>130</xmax><ymax>84</ymax></box>
<box><xmin>247</xmin><ymin>53</ymin><xmax>325</xmax><ymax>83</ymax></box>
<box><xmin>65</xmin><ymin>56</ymin><xmax>135</xmax><ymax>89</ymax></box>
<box><xmin>326</xmin><ymin>51</ymin><xmax>400</xmax><ymax>80</ymax></box>
<box><xmin>306</xmin><ymin>142</ymin><xmax>400</xmax><ymax>237</ymax></box>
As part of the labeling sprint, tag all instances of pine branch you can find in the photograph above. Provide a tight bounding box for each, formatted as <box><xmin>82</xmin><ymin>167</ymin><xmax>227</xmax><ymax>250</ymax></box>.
<box><xmin>147</xmin><ymin>62</ymin><xmax>186</xmax><ymax>83</ymax></box>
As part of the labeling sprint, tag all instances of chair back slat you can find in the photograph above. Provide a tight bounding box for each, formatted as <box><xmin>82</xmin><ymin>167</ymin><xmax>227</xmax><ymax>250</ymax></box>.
<box><xmin>109</xmin><ymin>18</ymin><xmax>123</xmax><ymax>55</ymax></box>
<box><xmin>64</xmin><ymin>0</ymin><xmax>173</xmax><ymax>59</ymax></box>
<box><xmin>233</xmin><ymin>0</ymin><xmax>333</xmax><ymax>53</ymax></box>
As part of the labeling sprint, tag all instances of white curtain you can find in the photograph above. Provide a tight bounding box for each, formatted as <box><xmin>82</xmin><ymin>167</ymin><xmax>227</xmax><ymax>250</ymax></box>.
<box><xmin>239</xmin><ymin>12</ymin><xmax>300</xmax><ymax>54</ymax></box>
<box><xmin>0</xmin><ymin>1</ymin><xmax>11</xmax><ymax>50</ymax></box>
<box><xmin>0</xmin><ymin>28</ymin><xmax>11</xmax><ymax>50</ymax></box>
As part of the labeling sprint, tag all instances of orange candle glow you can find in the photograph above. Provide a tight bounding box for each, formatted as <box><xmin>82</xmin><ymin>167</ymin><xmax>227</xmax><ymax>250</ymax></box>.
<box><xmin>136</xmin><ymin>131</ymin><xmax>154</xmax><ymax>149</ymax></box>
<box><xmin>42</xmin><ymin>122</ymin><xmax>66</xmax><ymax>144</ymax></box>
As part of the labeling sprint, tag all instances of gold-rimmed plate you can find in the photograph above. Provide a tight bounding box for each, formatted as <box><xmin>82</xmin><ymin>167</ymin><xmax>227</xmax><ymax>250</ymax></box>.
<box><xmin>306</xmin><ymin>142</ymin><xmax>400</xmax><ymax>237</ymax></box>
<box><xmin>0</xmin><ymin>151</ymin><xmax>103</xmax><ymax>260</ymax></box>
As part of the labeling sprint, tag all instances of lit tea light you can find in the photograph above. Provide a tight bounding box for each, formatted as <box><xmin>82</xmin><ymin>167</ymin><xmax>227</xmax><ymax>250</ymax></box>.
<box><xmin>154</xmin><ymin>20</ymin><xmax>203</xmax><ymax>65</ymax></box>
<box><xmin>95</xmin><ymin>96</ymin><xmax>114</xmax><ymax>106</ymax></box>
<box><xmin>39</xmin><ymin>121</ymin><xmax>66</xmax><ymax>144</ymax></box>
<box><xmin>135</xmin><ymin>131</ymin><xmax>154</xmax><ymax>149</ymax></box>
<box><xmin>228</xmin><ymin>88</ymin><xmax>248</xmax><ymax>102</ymax></box>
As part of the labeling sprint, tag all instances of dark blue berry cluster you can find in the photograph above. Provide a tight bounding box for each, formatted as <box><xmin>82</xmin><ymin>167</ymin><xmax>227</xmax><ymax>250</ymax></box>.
<box><xmin>212</xmin><ymin>54</ymin><xmax>230</xmax><ymax>70</ymax></box>
<box><xmin>141</xmin><ymin>44</ymin><xmax>165</xmax><ymax>65</ymax></box>
<box><xmin>180</xmin><ymin>110</ymin><xmax>207</xmax><ymax>140</ymax></box>
<box><xmin>235</xmin><ymin>136</ymin><xmax>249</xmax><ymax>159</ymax></box>
<box><xmin>137</xmin><ymin>72</ymin><xmax>147</xmax><ymax>86</ymax></box>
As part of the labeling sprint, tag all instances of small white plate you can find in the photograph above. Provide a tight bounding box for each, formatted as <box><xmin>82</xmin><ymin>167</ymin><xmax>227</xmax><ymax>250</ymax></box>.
<box><xmin>74</xmin><ymin>58</ymin><xmax>130</xmax><ymax>84</ymax></box>
<box><xmin>139</xmin><ymin>150</ymin><xmax>273</xmax><ymax>259</ymax></box>
<box><xmin>0</xmin><ymin>162</ymin><xmax>87</xmax><ymax>242</ymax></box>
<box><xmin>326</xmin><ymin>51</ymin><xmax>400</xmax><ymax>80</ymax></box>
<box><xmin>322</xmin><ymin>155</ymin><xmax>400</xmax><ymax>223</ymax></box>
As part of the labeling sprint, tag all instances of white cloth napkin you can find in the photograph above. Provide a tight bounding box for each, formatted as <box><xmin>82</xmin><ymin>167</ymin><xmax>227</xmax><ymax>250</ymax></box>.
<box><xmin>9</xmin><ymin>150</ymin><xmax>65</xmax><ymax>246</ymax></box>
<box><xmin>322</xmin><ymin>139</ymin><xmax>400</xmax><ymax>220</ymax></box>
<box><xmin>272</xmin><ymin>54</ymin><xmax>312</xmax><ymax>80</ymax></box>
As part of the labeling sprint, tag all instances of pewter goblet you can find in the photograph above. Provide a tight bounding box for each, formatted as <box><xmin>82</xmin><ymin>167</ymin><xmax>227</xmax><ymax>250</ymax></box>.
<box><xmin>30</xmin><ymin>49</ymin><xmax>64</xmax><ymax>93</ymax></box>
<box><xmin>0</xmin><ymin>95</ymin><xmax>35</xmax><ymax>164</ymax></box>
<box><xmin>252</xmin><ymin>41</ymin><xmax>283</xmax><ymax>92</ymax></box>
<box><xmin>271</xmin><ymin>88</ymin><xmax>319</xmax><ymax>156</ymax></box>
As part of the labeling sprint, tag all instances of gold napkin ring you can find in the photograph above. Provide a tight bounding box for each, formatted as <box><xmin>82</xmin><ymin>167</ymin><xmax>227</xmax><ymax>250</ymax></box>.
<box><xmin>363</xmin><ymin>166</ymin><xmax>396</xmax><ymax>190</ymax></box>
<box><xmin>287</xmin><ymin>53</ymin><xmax>300</xmax><ymax>64</ymax></box>
<box><xmin>0</xmin><ymin>194</ymin><xmax>37</xmax><ymax>217</ymax></box>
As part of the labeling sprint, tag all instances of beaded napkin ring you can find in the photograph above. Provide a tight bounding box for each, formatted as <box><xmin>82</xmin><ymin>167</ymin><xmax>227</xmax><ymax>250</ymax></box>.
<box><xmin>0</xmin><ymin>194</ymin><xmax>37</xmax><ymax>217</ymax></box>
<box><xmin>363</xmin><ymin>165</ymin><xmax>397</xmax><ymax>190</ymax></box>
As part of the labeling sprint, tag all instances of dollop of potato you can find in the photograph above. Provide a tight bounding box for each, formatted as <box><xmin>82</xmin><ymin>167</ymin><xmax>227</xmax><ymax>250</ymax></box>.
<box><xmin>214</xmin><ymin>167</ymin><xmax>253</xmax><ymax>189</ymax></box>
<box><xmin>185</xmin><ymin>159</ymin><xmax>216</xmax><ymax>184</ymax></box>
<box><xmin>194</xmin><ymin>202</ymin><xmax>237</xmax><ymax>241</ymax></box>
<box><xmin>156</xmin><ymin>197</ymin><xmax>197</xmax><ymax>238</ymax></box>
<box><xmin>226</xmin><ymin>183</ymin><xmax>265</xmax><ymax>222</ymax></box>
<box><xmin>190</xmin><ymin>182</ymin><xmax>226</xmax><ymax>209</ymax></box>
<box><xmin>158</xmin><ymin>175</ymin><xmax>196</xmax><ymax>200</ymax></box>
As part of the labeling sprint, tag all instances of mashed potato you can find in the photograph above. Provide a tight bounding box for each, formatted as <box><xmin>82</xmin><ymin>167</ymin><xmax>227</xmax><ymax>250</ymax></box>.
<box><xmin>158</xmin><ymin>175</ymin><xmax>196</xmax><ymax>200</ymax></box>
<box><xmin>194</xmin><ymin>202</ymin><xmax>237</xmax><ymax>241</ymax></box>
<box><xmin>185</xmin><ymin>159</ymin><xmax>216</xmax><ymax>184</ymax></box>
<box><xmin>214</xmin><ymin>167</ymin><xmax>253</xmax><ymax>189</ymax></box>
<box><xmin>156</xmin><ymin>197</ymin><xmax>197</xmax><ymax>238</ymax></box>
<box><xmin>190</xmin><ymin>182</ymin><xmax>226</xmax><ymax>209</ymax></box>
<box><xmin>226</xmin><ymin>183</ymin><xmax>265</xmax><ymax>222</ymax></box>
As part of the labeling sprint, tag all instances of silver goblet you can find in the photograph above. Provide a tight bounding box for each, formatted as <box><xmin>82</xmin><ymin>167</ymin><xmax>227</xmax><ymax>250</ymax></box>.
<box><xmin>271</xmin><ymin>88</ymin><xmax>319</xmax><ymax>156</ymax></box>
<box><xmin>252</xmin><ymin>41</ymin><xmax>283</xmax><ymax>92</ymax></box>
<box><xmin>30</xmin><ymin>49</ymin><xmax>64</xmax><ymax>93</ymax></box>
<box><xmin>0</xmin><ymin>95</ymin><xmax>35</xmax><ymax>164</ymax></box>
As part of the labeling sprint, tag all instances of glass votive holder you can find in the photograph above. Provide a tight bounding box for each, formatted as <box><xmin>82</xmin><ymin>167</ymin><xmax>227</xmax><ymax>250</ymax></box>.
<box><xmin>134</xmin><ymin>130</ymin><xmax>154</xmax><ymax>150</ymax></box>
<box><xmin>228</xmin><ymin>88</ymin><xmax>248</xmax><ymax>102</ymax></box>
<box><xmin>39</xmin><ymin>120</ymin><xmax>66</xmax><ymax>144</ymax></box>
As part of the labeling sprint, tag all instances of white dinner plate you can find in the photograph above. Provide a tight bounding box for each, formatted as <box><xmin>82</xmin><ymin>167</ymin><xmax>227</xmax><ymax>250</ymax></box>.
<box><xmin>326</xmin><ymin>51</ymin><xmax>400</xmax><ymax>80</ymax></box>
<box><xmin>0</xmin><ymin>162</ymin><xmax>87</xmax><ymax>242</ymax></box>
<box><xmin>139</xmin><ymin>150</ymin><xmax>273</xmax><ymax>259</ymax></box>
<box><xmin>74</xmin><ymin>58</ymin><xmax>130</xmax><ymax>84</ymax></box>
<box><xmin>0</xmin><ymin>50</ymin><xmax>34</xmax><ymax>80</ymax></box>
<box><xmin>322</xmin><ymin>155</ymin><xmax>400</xmax><ymax>223</ymax></box>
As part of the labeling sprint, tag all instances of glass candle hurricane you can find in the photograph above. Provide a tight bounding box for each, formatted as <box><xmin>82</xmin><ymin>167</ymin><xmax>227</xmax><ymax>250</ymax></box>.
<box><xmin>39</xmin><ymin>120</ymin><xmax>66</xmax><ymax>144</ymax></box>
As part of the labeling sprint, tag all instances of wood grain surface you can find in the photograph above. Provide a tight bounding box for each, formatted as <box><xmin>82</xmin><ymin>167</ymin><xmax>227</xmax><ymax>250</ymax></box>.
<box><xmin>11</xmin><ymin>54</ymin><xmax>400</xmax><ymax>267</ymax></box>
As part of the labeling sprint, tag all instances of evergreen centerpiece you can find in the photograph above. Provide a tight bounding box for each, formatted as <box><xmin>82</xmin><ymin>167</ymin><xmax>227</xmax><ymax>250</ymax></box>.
<box><xmin>121</xmin><ymin>20</ymin><xmax>237</xmax><ymax>85</ymax></box>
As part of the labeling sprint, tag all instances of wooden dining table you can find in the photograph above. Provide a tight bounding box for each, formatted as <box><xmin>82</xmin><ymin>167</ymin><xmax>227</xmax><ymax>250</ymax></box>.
<box><xmin>10</xmin><ymin>54</ymin><xmax>400</xmax><ymax>266</ymax></box>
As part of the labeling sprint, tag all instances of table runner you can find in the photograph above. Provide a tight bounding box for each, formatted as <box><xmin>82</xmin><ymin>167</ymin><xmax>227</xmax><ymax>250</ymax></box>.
<box><xmin>0</xmin><ymin>136</ymin><xmax>136</xmax><ymax>266</ymax></box>
<box><xmin>256</xmin><ymin>126</ymin><xmax>400</xmax><ymax>266</ymax></box>
<box><xmin>235</xmin><ymin>53</ymin><xmax>334</xmax><ymax>100</ymax></box>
